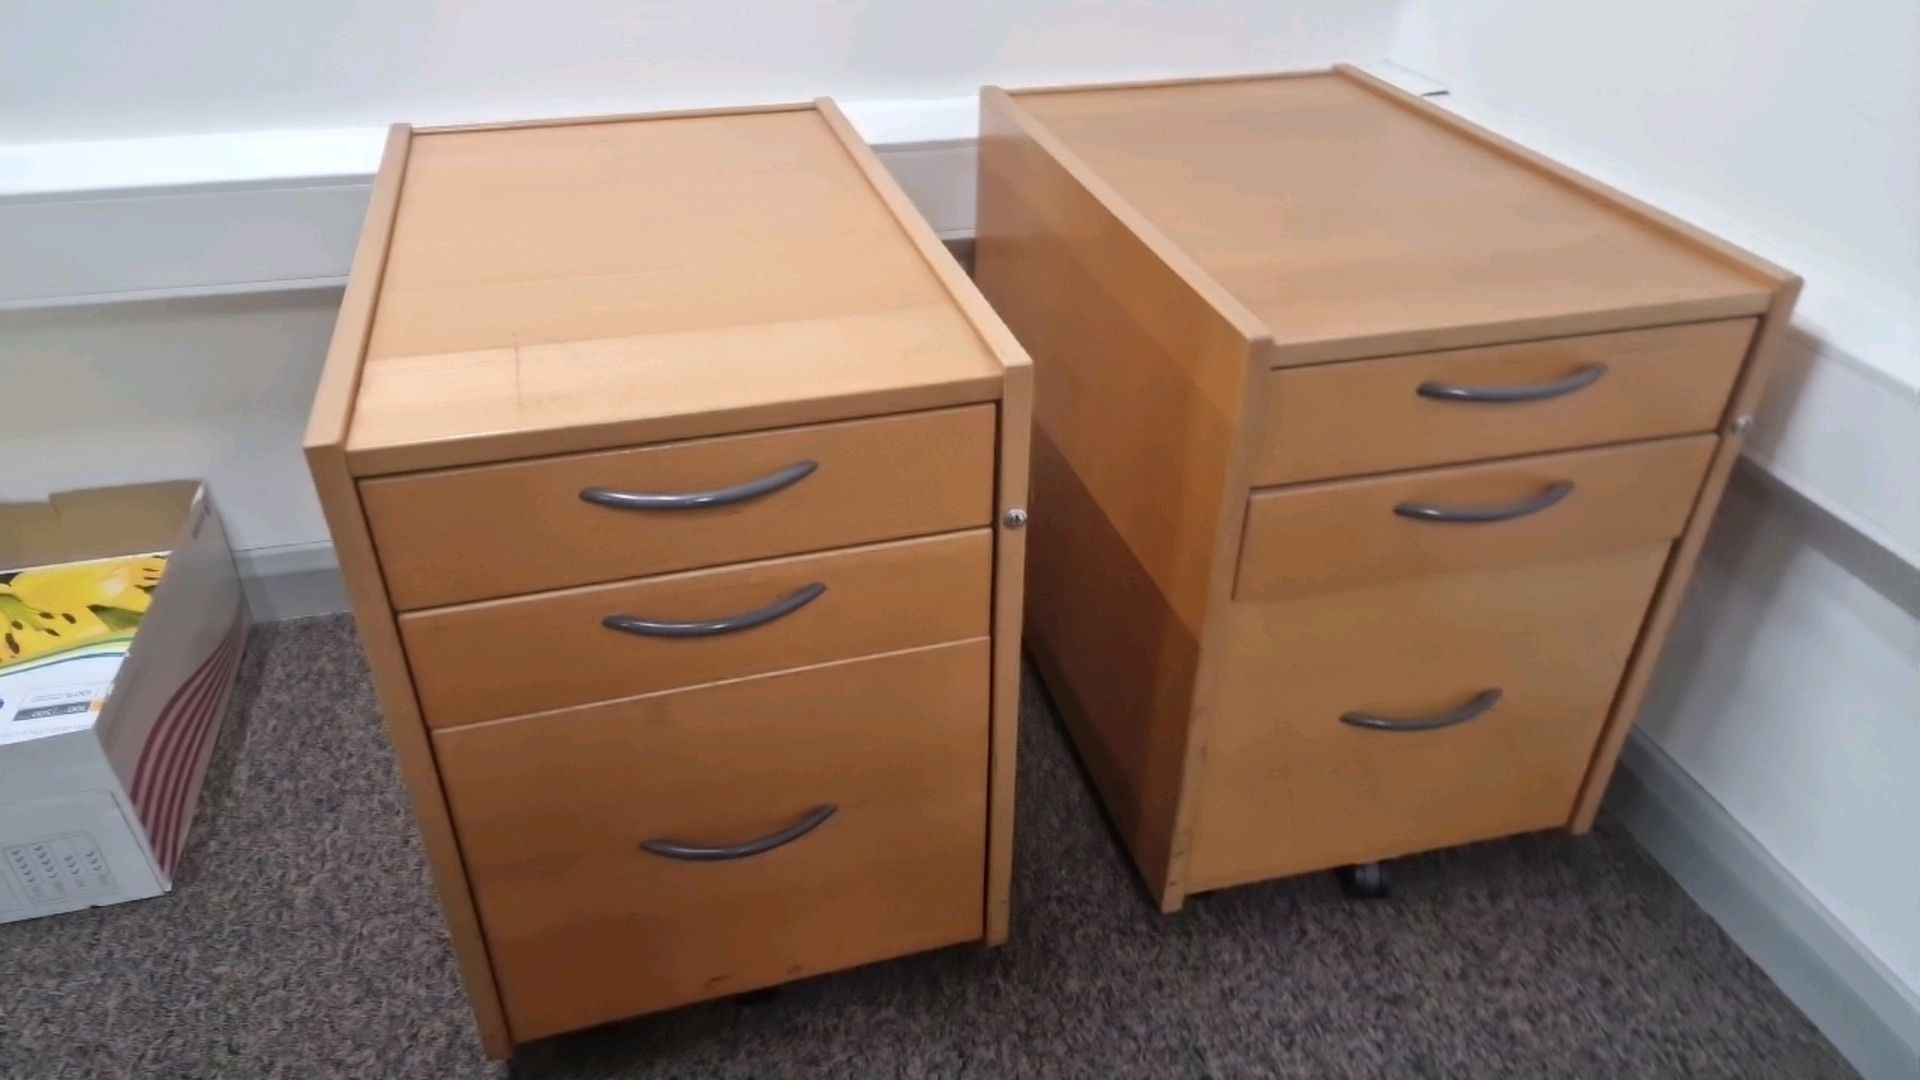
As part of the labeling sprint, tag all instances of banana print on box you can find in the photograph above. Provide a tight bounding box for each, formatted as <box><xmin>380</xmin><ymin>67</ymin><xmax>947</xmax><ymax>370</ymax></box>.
<box><xmin>0</xmin><ymin>555</ymin><xmax>167</xmax><ymax>672</ymax></box>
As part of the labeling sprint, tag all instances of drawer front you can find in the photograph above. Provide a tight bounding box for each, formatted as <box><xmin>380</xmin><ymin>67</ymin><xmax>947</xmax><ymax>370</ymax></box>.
<box><xmin>1237</xmin><ymin>434</ymin><xmax>1713</xmax><ymax>600</ymax></box>
<box><xmin>402</xmin><ymin>530</ymin><xmax>991</xmax><ymax>728</ymax></box>
<box><xmin>1192</xmin><ymin>545</ymin><xmax>1668</xmax><ymax>890</ymax></box>
<box><xmin>1252</xmin><ymin>319</ymin><xmax>1753</xmax><ymax>485</ymax></box>
<box><xmin>363</xmin><ymin>404</ymin><xmax>996</xmax><ymax>610</ymax></box>
<box><xmin>434</xmin><ymin>639</ymin><xmax>990</xmax><ymax>1040</ymax></box>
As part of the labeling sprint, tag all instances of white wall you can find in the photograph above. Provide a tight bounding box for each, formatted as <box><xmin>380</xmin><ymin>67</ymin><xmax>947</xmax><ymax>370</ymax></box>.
<box><xmin>0</xmin><ymin>0</ymin><xmax>1400</xmax><ymax>142</ymax></box>
<box><xmin>0</xmin><ymin>291</ymin><xmax>343</xmax><ymax>614</ymax></box>
<box><xmin>1642</xmin><ymin>469</ymin><xmax>1920</xmax><ymax>998</ymax></box>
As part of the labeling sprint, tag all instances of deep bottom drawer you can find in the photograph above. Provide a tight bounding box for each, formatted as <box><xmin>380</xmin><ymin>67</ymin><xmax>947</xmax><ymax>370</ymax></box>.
<box><xmin>434</xmin><ymin>639</ymin><xmax>990</xmax><ymax>1040</ymax></box>
<box><xmin>1191</xmin><ymin>545</ymin><xmax>1669</xmax><ymax>891</ymax></box>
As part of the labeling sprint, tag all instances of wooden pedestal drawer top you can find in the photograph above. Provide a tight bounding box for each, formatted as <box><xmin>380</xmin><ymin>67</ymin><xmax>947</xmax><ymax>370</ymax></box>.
<box><xmin>434</xmin><ymin>639</ymin><xmax>990</xmax><ymax>1040</ymax></box>
<box><xmin>321</xmin><ymin>103</ymin><xmax>1020</xmax><ymax>476</ymax></box>
<box><xmin>363</xmin><ymin>405</ymin><xmax>995</xmax><ymax>610</ymax></box>
<box><xmin>996</xmin><ymin>69</ymin><xmax>1780</xmax><ymax>364</ymax></box>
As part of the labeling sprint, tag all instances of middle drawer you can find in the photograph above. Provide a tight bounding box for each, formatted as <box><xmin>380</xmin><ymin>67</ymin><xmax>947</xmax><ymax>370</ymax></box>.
<box><xmin>1237</xmin><ymin>434</ymin><xmax>1714</xmax><ymax>600</ymax></box>
<box><xmin>402</xmin><ymin>530</ymin><xmax>991</xmax><ymax>729</ymax></box>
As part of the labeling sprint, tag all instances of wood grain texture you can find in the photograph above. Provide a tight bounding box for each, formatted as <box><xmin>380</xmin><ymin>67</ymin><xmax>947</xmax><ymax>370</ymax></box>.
<box><xmin>299</xmin><ymin>126</ymin><xmax>515</xmax><ymax>1057</ymax></box>
<box><xmin>401</xmin><ymin>530</ymin><xmax>990</xmax><ymax>728</ymax></box>
<box><xmin>1192</xmin><ymin>545</ymin><xmax>1670</xmax><ymax>890</ymax></box>
<box><xmin>1570</xmin><ymin>277</ymin><xmax>1804</xmax><ymax>830</ymax></box>
<box><xmin>1009</xmin><ymin>73</ymin><xmax>1773</xmax><ymax>366</ymax></box>
<box><xmin>343</xmin><ymin>107</ymin><xmax>1001</xmax><ymax>475</ymax></box>
<box><xmin>975</xmin><ymin>88</ymin><xmax>1268</xmax><ymax>911</ymax></box>
<box><xmin>362</xmin><ymin>405</ymin><xmax>995</xmax><ymax>611</ymax></box>
<box><xmin>1253</xmin><ymin>319</ymin><xmax>1755</xmax><ymax>485</ymax></box>
<box><xmin>433</xmin><ymin>641</ymin><xmax>990</xmax><ymax>1041</ymax></box>
<box><xmin>812</xmin><ymin>98</ymin><xmax>1035</xmax><ymax>942</ymax></box>
<box><xmin>1236</xmin><ymin>435</ymin><xmax>1716</xmax><ymax>600</ymax></box>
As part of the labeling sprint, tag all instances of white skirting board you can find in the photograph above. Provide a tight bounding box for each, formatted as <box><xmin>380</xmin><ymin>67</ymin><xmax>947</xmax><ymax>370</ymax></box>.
<box><xmin>234</xmin><ymin>542</ymin><xmax>350</xmax><ymax>623</ymax></box>
<box><xmin>1606</xmin><ymin>732</ymin><xmax>1920</xmax><ymax>1078</ymax></box>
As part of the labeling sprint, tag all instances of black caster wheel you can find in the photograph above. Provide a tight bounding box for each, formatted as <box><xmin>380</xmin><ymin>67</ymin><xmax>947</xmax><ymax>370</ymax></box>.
<box><xmin>1336</xmin><ymin>861</ymin><xmax>1390</xmax><ymax>899</ymax></box>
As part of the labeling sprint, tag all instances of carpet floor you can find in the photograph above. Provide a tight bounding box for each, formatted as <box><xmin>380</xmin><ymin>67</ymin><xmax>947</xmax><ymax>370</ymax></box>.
<box><xmin>0</xmin><ymin>616</ymin><xmax>1854</xmax><ymax>1078</ymax></box>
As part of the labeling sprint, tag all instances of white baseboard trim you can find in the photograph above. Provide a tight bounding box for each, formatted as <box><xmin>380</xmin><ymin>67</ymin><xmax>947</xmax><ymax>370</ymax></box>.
<box><xmin>234</xmin><ymin>542</ymin><xmax>349</xmax><ymax>623</ymax></box>
<box><xmin>1607</xmin><ymin>731</ymin><xmax>1920</xmax><ymax>1079</ymax></box>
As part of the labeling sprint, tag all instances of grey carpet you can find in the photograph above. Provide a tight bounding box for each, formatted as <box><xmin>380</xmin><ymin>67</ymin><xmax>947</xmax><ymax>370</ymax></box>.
<box><xmin>0</xmin><ymin>616</ymin><xmax>1854</xmax><ymax>1078</ymax></box>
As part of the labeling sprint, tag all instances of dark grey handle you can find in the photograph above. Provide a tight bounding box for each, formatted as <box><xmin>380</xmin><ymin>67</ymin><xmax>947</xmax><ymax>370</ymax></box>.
<box><xmin>1394</xmin><ymin>481</ymin><xmax>1574</xmax><ymax>524</ymax></box>
<box><xmin>1418</xmin><ymin>365</ymin><xmax>1607</xmax><ymax>403</ymax></box>
<box><xmin>580</xmin><ymin>460</ymin><xmax>816</xmax><ymax>511</ymax></box>
<box><xmin>1341</xmin><ymin>689</ymin><xmax>1502</xmax><ymax>732</ymax></box>
<box><xmin>602</xmin><ymin>583</ymin><xmax>824</xmax><ymax>638</ymax></box>
<box><xmin>639</xmin><ymin>804</ymin><xmax>837</xmax><ymax>862</ymax></box>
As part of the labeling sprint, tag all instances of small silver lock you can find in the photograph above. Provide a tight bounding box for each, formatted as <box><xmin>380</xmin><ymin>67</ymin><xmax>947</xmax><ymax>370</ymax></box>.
<box><xmin>1003</xmin><ymin>508</ymin><xmax>1029</xmax><ymax>530</ymax></box>
<box><xmin>1730</xmin><ymin>415</ymin><xmax>1754</xmax><ymax>435</ymax></box>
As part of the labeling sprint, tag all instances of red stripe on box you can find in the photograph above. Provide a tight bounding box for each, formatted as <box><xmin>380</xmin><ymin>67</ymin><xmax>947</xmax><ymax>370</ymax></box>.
<box><xmin>153</xmin><ymin>634</ymin><xmax>246</xmax><ymax>875</ymax></box>
<box><xmin>129</xmin><ymin>627</ymin><xmax>236</xmax><ymax>831</ymax></box>
<box><xmin>137</xmin><ymin>632</ymin><xmax>235</xmax><ymax>853</ymax></box>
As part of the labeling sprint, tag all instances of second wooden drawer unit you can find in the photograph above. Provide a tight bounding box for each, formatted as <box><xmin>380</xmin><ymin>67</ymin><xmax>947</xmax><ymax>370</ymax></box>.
<box><xmin>977</xmin><ymin>67</ymin><xmax>1798</xmax><ymax>910</ymax></box>
<box><xmin>307</xmin><ymin>102</ymin><xmax>1032</xmax><ymax>1056</ymax></box>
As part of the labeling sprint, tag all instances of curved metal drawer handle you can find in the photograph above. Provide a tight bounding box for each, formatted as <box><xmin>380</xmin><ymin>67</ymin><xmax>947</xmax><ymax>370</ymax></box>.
<box><xmin>580</xmin><ymin>460</ymin><xmax>817</xmax><ymax>511</ymax></box>
<box><xmin>640</xmin><ymin>805</ymin><xmax>837</xmax><ymax>862</ymax></box>
<box><xmin>603</xmin><ymin>583</ymin><xmax>825</xmax><ymax>638</ymax></box>
<box><xmin>1417</xmin><ymin>365</ymin><xmax>1607</xmax><ymax>403</ymax></box>
<box><xmin>1341</xmin><ymin>689</ymin><xmax>1502</xmax><ymax>733</ymax></box>
<box><xmin>1394</xmin><ymin>481</ymin><xmax>1574</xmax><ymax>524</ymax></box>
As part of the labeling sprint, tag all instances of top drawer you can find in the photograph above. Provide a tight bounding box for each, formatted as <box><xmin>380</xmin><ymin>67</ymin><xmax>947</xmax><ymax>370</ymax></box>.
<box><xmin>363</xmin><ymin>405</ymin><xmax>996</xmax><ymax>610</ymax></box>
<box><xmin>1252</xmin><ymin>320</ymin><xmax>1754</xmax><ymax>485</ymax></box>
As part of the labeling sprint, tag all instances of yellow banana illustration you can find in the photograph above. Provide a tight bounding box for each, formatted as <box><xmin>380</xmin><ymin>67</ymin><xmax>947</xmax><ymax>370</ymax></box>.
<box><xmin>8</xmin><ymin>555</ymin><xmax>165</xmax><ymax>615</ymax></box>
<box><xmin>0</xmin><ymin>555</ymin><xmax>165</xmax><ymax>669</ymax></box>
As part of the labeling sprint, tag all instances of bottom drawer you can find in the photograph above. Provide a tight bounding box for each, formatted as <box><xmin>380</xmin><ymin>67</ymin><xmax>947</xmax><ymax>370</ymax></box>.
<box><xmin>1190</xmin><ymin>545</ymin><xmax>1669</xmax><ymax>891</ymax></box>
<box><xmin>434</xmin><ymin>639</ymin><xmax>990</xmax><ymax>1040</ymax></box>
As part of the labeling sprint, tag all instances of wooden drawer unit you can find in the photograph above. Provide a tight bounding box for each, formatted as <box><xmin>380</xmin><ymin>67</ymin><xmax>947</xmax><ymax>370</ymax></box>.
<box><xmin>434</xmin><ymin>641</ymin><xmax>991</xmax><ymax>1041</ymax></box>
<box><xmin>976</xmin><ymin>67</ymin><xmax>1798</xmax><ymax>911</ymax></box>
<box><xmin>306</xmin><ymin>103</ymin><xmax>1031</xmax><ymax>1057</ymax></box>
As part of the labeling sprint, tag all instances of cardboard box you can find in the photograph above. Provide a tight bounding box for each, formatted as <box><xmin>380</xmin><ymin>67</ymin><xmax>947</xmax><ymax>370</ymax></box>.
<box><xmin>0</xmin><ymin>482</ymin><xmax>247</xmax><ymax>923</ymax></box>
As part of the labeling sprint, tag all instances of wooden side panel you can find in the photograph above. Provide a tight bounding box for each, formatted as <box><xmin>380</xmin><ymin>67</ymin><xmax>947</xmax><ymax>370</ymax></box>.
<box><xmin>975</xmin><ymin>90</ymin><xmax>1265</xmax><ymax>908</ymax></box>
<box><xmin>1571</xmin><ymin>279</ymin><xmax>1803</xmax><ymax>828</ymax></box>
<box><xmin>814</xmin><ymin>98</ymin><xmax>1035</xmax><ymax>942</ymax></box>
<box><xmin>300</xmin><ymin>126</ymin><xmax>515</xmax><ymax>1057</ymax></box>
